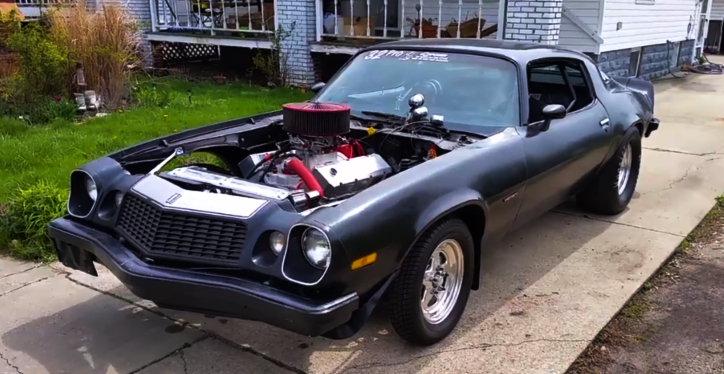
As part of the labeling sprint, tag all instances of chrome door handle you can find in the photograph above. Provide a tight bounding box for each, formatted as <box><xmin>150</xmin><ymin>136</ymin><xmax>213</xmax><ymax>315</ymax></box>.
<box><xmin>599</xmin><ymin>118</ymin><xmax>610</xmax><ymax>127</ymax></box>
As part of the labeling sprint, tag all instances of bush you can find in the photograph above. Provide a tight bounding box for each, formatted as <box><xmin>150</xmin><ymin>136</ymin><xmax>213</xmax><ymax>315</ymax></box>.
<box><xmin>49</xmin><ymin>3</ymin><xmax>142</xmax><ymax>108</ymax></box>
<box><xmin>0</xmin><ymin>9</ymin><xmax>20</xmax><ymax>51</ymax></box>
<box><xmin>0</xmin><ymin>116</ymin><xmax>28</xmax><ymax>137</ymax></box>
<box><xmin>0</xmin><ymin>181</ymin><xmax>67</xmax><ymax>261</ymax></box>
<box><xmin>6</xmin><ymin>22</ymin><xmax>71</xmax><ymax>101</ymax></box>
<box><xmin>0</xmin><ymin>97</ymin><xmax>77</xmax><ymax>126</ymax></box>
<box><xmin>132</xmin><ymin>84</ymin><xmax>179</xmax><ymax>108</ymax></box>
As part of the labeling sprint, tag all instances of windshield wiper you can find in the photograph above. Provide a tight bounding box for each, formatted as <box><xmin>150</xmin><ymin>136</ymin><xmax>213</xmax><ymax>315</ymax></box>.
<box><xmin>354</xmin><ymin>111</ymin><xmax>407</xmax><ymax>123</ymax></box>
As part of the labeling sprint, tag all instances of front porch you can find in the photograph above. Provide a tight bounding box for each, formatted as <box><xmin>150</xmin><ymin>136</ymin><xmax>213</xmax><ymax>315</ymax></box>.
<box><xmin>146</xmin><ymin>0</ymin><xmax>503</xmax><ymax>52</ymax></box>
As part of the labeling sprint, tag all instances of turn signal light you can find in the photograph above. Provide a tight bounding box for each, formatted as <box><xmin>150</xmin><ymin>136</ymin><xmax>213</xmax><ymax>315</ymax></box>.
<box><xmin>351</xmin><ymin>253</ymin><xmax>377</xmax><ymax>271</ymax></box>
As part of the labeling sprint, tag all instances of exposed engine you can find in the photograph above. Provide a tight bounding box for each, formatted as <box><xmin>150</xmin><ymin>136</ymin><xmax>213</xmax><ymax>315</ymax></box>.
<box><xmin>238</xmin><ymin>102</ymin><xmax>392</xmax><ymax>201</ymax></box>
<box><xmin>153</xmin><ymin>96</ymin><xmax>463</xmax><ymax>212</ymax></box>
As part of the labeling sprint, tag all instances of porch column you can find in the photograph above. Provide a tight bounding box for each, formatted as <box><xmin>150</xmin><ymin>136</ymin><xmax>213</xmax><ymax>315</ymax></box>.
<box><xmin>503</xmin><ymin>0</ymin><xmax>562</xmax><ymax>45</ymax></box>
<box><xmin>277</xmin><ymin>0</ymin><xmax>316</xmax><ymax>86</ymax></box>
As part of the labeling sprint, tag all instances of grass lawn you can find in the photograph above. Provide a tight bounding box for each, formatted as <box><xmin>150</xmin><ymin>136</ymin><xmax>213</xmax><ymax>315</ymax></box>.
<box><xmin>0</xmin><ymin>77</ymin><xmax>312</xmax><ymax>202</ymax></box>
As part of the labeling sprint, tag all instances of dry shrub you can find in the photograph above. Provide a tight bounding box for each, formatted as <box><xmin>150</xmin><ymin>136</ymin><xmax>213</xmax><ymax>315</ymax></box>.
<box><xmin>49</xmin><ymin>2</ymin><xmax>142</xmax><ymax>108</ymax></box>
<box><xmin>0</xmin><ymin>53</ymin><xmax>17</xmax><ymax>79</ymax></box>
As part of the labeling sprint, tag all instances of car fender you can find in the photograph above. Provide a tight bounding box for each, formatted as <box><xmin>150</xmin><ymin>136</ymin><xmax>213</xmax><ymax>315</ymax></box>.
<box><xmin>305</xmin><ymin>128</ymin><xmax>526</xmax><ymax>295</ymax></box>
<box><xmin>412</xmin><ymin>189</ymin><xmax>486</xmax><ymax>236</ymax></box>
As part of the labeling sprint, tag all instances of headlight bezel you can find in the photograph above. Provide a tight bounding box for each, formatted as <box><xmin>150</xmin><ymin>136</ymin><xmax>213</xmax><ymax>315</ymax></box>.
<box><xmin>67</xmin><ymin>170</ymin><xmax>99</xmax><ymax>219</ymax></box>
<box><xmin>301</xmin><ymin>227</ymin><xmax>332</xmax><ymax>270</ymax></box>
<box><xmin>280</xmin><ymin>224</ymin><xmax>334</xmax><ymax>286</ymax></box>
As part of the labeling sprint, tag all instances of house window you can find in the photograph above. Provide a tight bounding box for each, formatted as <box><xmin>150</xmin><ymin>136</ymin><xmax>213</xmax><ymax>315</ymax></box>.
<box><xmin>635</xmin><ymin>0</ymin><xmax>655</xmax><ymax>4</ymax></box>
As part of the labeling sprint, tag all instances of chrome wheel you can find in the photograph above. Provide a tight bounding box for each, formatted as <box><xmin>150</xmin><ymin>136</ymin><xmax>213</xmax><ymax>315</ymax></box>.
<box><xmin>421</xmin><ymin>239</ymin><xmax>464</xmax><ymax>325</ymax></box>
<box><xmin>617</xmin><ymin>143</ymin><xmax>632</xmax><ymax>195</ymax></box>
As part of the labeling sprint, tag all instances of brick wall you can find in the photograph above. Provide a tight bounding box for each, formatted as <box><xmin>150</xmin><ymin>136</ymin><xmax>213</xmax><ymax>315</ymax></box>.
<box><xmin>504</xmin><ymin>0</ymin><xmax>562</xmax><ymax>45</ymax></box>
<box><xmin>277</xmin><ymin>0</ymin><xmax>316</xmax><ymax>85</ymax></box>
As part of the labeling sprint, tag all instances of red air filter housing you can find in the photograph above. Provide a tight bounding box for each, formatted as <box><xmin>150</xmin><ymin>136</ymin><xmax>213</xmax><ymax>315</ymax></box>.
<box><xmin>282</xmin><ymin>102</ymin><xmax>351</xmax><ymax>137</ymax></box>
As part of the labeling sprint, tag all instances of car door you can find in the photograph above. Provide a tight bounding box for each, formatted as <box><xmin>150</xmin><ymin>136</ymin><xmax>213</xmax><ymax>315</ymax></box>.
<box><xmin>513</xmin><ymin>58</ymin><xmax>614</xmax><ymax>229</ymax></box>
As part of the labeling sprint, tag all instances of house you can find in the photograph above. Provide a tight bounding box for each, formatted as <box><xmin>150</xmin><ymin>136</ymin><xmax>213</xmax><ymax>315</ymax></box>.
<box><xmin>709</xmin><ymin>0</ymin><xmax>723</xmax><ymax>52</ymax></box>
<box><xmin>74</xmin><ymin>0</ymin><xmax>717</xmax><ymax>84</ymax></box>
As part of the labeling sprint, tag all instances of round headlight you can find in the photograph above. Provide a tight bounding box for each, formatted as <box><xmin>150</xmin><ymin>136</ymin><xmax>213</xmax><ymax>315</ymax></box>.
<box><xmin>269</xmin><ymin>231</ymin><xmax>285</xmax><ymax>256</ymax></box>
<box><xmin>114</xmin><ymin>192</ymin><xmax>124</xmax><ymax>209</ymax></box>
<box><xmin>85</xmin><ymin>175</ymin><xmax>97</xmax><ymax>201</ymax></box>
<box><xmin>301</xmin><ymin>227</ymin><xmax>331</xmax><ymax>270</ymax></box>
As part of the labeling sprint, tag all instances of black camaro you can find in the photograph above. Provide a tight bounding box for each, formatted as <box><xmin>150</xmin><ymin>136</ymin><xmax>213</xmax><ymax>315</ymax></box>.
<box><xmin>49</xmin><ymin>39</ymin><xmax>658</xmax><ymax>346</ymax></box>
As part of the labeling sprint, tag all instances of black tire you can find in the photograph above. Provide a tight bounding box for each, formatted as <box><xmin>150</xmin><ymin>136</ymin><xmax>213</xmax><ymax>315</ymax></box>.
<box><xmin>389</xmin><ymin>218</ymin><xmax>474</xmax><ymax>345</ymax></box>
<box><xmin>577</xmin><ymin>127</ymin><xmax>642</xmax><ymax>215</ymax></box>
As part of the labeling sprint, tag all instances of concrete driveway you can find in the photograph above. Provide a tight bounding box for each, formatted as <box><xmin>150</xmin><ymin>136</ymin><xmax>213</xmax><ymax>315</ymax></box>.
<box><xmin>2</xmin><ymin>62</ymin><xmax>724</xmax><ymax>374</ymax></box>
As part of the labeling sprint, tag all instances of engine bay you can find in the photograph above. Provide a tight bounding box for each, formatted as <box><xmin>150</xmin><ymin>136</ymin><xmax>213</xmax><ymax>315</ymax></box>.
<box><xmin>125</xmin><ymin>98</ymin><xmax>481</xmax><ymax>213</ymax></box>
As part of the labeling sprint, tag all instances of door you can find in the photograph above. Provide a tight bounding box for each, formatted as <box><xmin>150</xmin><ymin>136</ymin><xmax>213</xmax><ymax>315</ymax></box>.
<box><xmin>513</xmin><ymin>59</ymin><xmax>614</xmax><ymax>228</ymax></box>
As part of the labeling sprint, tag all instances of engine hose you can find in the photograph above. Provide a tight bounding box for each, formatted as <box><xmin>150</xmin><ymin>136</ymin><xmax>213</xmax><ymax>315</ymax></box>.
<box><xmin>286</xmin><ymin>158</ymin><xmax>325</xmax><ymax>198</ymax></box>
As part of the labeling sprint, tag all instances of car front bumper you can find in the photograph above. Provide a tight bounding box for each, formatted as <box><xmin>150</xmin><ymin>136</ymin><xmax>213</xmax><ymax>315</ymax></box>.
<box><xmin>48</xmin><ymin>217</ymin><xmax>360</xmax><ymax>337</ymax></box>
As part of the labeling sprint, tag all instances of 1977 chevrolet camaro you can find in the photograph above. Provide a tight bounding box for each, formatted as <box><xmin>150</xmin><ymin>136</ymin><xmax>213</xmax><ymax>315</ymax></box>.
<box><xmin>49</xmin><ymin>39</ymin><xmax>658</xmax><ymax>346</ymax></box>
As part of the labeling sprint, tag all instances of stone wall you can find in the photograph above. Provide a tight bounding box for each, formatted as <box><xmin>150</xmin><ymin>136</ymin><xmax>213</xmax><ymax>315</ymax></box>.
<box><xmin>678</xmin><ymin>39</ymin><xmax>695</xmax><ymax>66</ymax></box>
<box><xmin>597</xmin><ymin>48</ymin><xmax>631</xmax><ymax>78</ymax></box>
<box><xmin>504</xmin><ymin>0</ymin><xmax>563</xmax><ymax>45</ymax></box>
<box><xmin>598</xmin><ymin>39</ymin><xmax>696</xmax><ymax>80</ymax></box>
<box><xmin>639</xmin><ymin>43</ymin><xmax>670</xmax><ymax>80</ymax></box>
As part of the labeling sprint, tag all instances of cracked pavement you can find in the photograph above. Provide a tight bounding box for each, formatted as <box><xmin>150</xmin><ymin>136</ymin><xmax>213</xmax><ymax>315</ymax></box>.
<box><xmin>2</xmin><ymin>59</ymin><xmax>724</xmax><ymax>374</ymax></box>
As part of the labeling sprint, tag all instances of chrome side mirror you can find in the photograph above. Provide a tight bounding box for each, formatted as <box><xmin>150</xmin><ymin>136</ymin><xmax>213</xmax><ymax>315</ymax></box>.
<box><xmin>310</xmin><ymin>82</ymin><xmax>326</xmax><ymax>93</ymax></box>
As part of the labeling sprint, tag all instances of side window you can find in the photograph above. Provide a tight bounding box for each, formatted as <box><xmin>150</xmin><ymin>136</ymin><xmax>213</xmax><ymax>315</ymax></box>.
<box><xmin>527</xmin><ymin>59</ymin><xmax>595</xmax><ymax>123</ymax></box>
<box><xmin>563</xmin><ymin>64</ymin><xmax>594</xmax><ymax>111</ymax></box>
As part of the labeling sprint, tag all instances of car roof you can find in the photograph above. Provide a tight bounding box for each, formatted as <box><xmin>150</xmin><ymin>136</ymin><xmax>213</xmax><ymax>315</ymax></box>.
<box><xmin>362</xmin><ymin>39</ymin><xmax>594</xmax><ymax>66</ymax></box>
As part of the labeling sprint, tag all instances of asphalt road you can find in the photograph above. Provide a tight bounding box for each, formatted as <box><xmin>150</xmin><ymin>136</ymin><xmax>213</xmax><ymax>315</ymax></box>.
<box><xmin>2</xmin><ymin>58</ymin><xmax>724</xmax><ymax>374</ymax></box>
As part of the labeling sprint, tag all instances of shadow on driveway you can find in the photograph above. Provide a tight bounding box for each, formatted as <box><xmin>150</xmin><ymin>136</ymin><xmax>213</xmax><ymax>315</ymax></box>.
<box><xmin>2</xmin><ymin>206</ymin><xmax>613</xmax><ymax>374</ymax></box>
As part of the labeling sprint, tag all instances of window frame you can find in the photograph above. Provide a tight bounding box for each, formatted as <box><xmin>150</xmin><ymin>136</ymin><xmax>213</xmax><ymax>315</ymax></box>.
<box><xmin>525</xmin><ymin>57</ymin><xmax>599</xmax><ymax>125</ymax></box>
<box><xmin>526</xmin><ymin>57</ymin><xmax>597</xmax><ymax>113</ymax></box>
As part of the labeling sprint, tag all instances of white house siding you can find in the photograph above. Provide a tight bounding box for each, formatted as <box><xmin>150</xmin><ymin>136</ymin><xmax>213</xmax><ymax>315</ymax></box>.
<box><xmin>599</xmin><ymin>0</ymin><xmax>698</xmax><ymax>52</ymax></box>
<box><xmin>403</xmin><ymin>0</ymin><xmax>499</xmax><ymax>36</ymax></box>
<box><xmin>558</xmin><ymin>0</ymin><xmax>601</xmax><ymax>53</ymax></box>
<box><xmin>712</xmin><ymin>0</ymin><xmax>724</xmax><ymax>21</ymax></box>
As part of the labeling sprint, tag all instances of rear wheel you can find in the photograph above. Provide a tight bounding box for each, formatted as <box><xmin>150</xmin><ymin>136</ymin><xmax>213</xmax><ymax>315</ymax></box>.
<box><xmin>577</xmin><ymin>128</ymin><xmax>642</xmax><ymax>215</ymax></box>
<box><xmin>390</xmin><ymin>218</ymin><xmax>474</xmax><ymax>345</ymax></box>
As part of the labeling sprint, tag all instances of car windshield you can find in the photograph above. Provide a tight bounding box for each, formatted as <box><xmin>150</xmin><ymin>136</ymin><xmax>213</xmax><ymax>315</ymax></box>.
<box><xmin>316</xmin><ymin>50</ymin><xmax>520</xmax><ymax>130</ymax></box>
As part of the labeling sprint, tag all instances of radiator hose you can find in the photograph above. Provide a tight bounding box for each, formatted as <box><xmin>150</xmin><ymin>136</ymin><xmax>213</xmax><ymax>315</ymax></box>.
<box><xmin>286</xmin><ymin>158</ymin><xmax>325</xmax><ymax>198</ymax></box>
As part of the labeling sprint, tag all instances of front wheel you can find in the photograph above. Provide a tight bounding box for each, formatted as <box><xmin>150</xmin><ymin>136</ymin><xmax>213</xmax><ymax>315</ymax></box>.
<box><xmin>390</xmin><ymin>218</ymin><xmax>474</xmax><ymax>345</ymax></box>
<box><xmin>577</xmin><ymin>128</ymin><xmax>642</xmax><ymax>215</ymax></box>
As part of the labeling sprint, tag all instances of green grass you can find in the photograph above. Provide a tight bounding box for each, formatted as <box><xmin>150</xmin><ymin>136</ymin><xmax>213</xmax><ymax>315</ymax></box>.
<box><xmin>0</xmin><ymin>78</ymin><xmax>311</xmax><ymax>201</ymax></box>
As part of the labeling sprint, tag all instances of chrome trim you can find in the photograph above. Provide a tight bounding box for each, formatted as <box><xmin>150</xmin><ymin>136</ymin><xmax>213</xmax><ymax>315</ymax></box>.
<box><xmin>67</xmin><ymin>170</ymin><xmax>98</xmax><ymax>219</ymax></box>
<box><xmin>166</xmin><ymin>166</ymin><xmax>290</xmax><ymax>200</ymax></box>
<box><xmin>311</xmin><ymin>293</ymin><xmax>357</xmax><ymax>314</ymax></box>
<box><xmin>281</xmin><ymin>223</ymin><xmax>332</xmax><ymax>286</ymax></box>
<box><xmin>131</xmin><ymin>175</ymin><xmax>267</xmax><ymax>219</ymax></box>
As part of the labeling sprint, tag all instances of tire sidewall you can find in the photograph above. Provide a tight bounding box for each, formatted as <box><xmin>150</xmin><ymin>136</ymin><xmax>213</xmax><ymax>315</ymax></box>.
<box><xmin>616</xmin><ymin>128</ymin><xmax>642</xmax><ymax>207</ymax></box>
<box><xmin>409</xmin><ymin>220</ymin><xmax>474</xmax><ymax>340</ymax></box>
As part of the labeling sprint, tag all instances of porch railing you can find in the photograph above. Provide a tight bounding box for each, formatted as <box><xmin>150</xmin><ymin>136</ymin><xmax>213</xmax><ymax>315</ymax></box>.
<box><xmin>316</xmin><ymin>0</ymin><xmax>500</xmax><ymax>41</ymax></box>
<box><xmin>150</xmin><ymin>0</ymin><xmax>277</xmax><ymax>36</ymax></box>
<box><xmin>15</xmin><ymin>0</ymin><xmax>72</xmax><ymax>5</ymax></box>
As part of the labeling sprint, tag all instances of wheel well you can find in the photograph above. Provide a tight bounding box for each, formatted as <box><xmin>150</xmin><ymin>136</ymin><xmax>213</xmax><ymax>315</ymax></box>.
<box><xmin>450</xmin><ymin>205</ymin><xmax>486</xmax><ymax>291</ymax></box>
<box><xmin>634</xmin><ymin>122</ymin><xmax>644</xmax><ymax>136</ymax></box>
